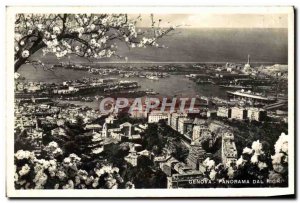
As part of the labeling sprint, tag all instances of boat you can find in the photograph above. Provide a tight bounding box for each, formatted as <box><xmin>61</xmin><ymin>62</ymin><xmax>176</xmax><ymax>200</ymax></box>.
<box><xmin>219</xmin><ymin>84</ymin><xmax>252</xmax><ymax>90</ymax></box>
<box><xmin>146</xmin><ymin>75</ymin><xmax>159</xmax><ymax>80</ymax></box>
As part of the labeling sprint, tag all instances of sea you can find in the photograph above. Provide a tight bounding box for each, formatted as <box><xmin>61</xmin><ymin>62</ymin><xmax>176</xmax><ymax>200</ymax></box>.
<box><xmin>17</xmin><ymin>28</ymin><xmax>288</xmax><ymax>109</ymax></box>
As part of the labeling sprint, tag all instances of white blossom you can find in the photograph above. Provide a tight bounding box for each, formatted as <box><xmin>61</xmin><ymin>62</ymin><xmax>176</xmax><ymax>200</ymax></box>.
<box><xmin>227</xmin><ymin>167</ymin><xmax>235</xmax><ymax>179</ymax></box>
<box><xmin>271</xmin><ymin>152</ymin><xmax>284</xmax><ymax>164</ymax></box>
<box><xmin>250</xmin><ymin>154</ymin><xmax>259</xmax><ymax>164</ymax></box>
<box><xmin>14</xmin><ymin>72</ymin><xmax>21</xmax><ymax>79</ymax></box>
<box><xmin>251</xmin><ymin>140</ymin><xmax>263</xmax><ymax>155</ymax></box>
<box><xmin>203</xmin><ymin>158</ymin><xmax>215</xmax><ymax>170</ymax></box>
<box><xmin>19</xmin><ymin>164</ymin><xmax>30</xmax><ymax>176</ymax></box>
<box><xmin>258</xmin><ymin>162</ymin><xmax>267</xmax><ymax>170</ymax></box>
<box><xmin>236</xmin><ymin>156</ymin><xmax>245</xmax><ymax>167</ymax></box>
<box><xmin>274</xmin><ymin>133</ymin><xmax>288</xmax><ymax>154</ymax></box>
<box><xmin>90</xmin><ymin>24</ymin><xmax>96</xmax><ymax>30</ymax></box>
<box><xmin>15</xmin><ymin>150</ymin><xmax>35</xmax><ymax>160</ymax></box>
<box><xmin>53</xmin><ymin>26</ymin><xmax>61</xmax><ymax>34</ymax></box>
<box><xmin>209</xmin><ymin>169</ymin><xmax>217</xmax><ymax>180</ymax></box>
<box><xmin>21</xmin><ymin>50</ymin><xmax>30</xmax><ymax>58</ymax></box>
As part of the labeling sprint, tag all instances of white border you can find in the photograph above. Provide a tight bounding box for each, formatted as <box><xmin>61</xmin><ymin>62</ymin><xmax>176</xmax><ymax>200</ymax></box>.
<box><xmin>6</xmin><ymin>6</ymin><xmax>295</xmax><ymax>198</ymax></box>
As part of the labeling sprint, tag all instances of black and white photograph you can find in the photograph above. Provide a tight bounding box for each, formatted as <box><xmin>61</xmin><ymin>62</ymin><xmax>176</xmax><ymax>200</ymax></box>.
<box><xmin>5</xmin><ymin>6</ymin><xmax>295</xmax><ymax>197</ymax></box>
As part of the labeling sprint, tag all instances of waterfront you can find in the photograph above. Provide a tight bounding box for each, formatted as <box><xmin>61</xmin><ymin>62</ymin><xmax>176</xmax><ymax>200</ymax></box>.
<box><xmin>18</xmin><ymin>65</ymin><xmax>228</xmax><ymax>109</ymax></box>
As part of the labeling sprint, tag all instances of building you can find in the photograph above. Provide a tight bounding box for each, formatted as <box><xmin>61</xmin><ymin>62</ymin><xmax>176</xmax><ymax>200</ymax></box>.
<box><xmin>124</xmin><ymin>146</ymin><xmax>138</xmax><ymax>166</ymax></box>
<box><xmin>231</xmin><ymin>107</ymin><xmax>247</xmax><ymax>120</ymax></box>
<box><xmin>186</xmin><ymin>141</ymin><xmax>209</xmax><ymax>170</ymax></box>
<box><xmin>168</xmin><ymin>113</ymin><xmax>186</xmax><ymax>131</ymax></box>
<box><xmin>130</xmin><ymin>107</ymin><xmax>147</xmax><ymax>118</ymax></box>
<box><xmin>221</xmin><ymin>132</ymin><xmax>237</xmax><ymax>167</ymax></box>
<box><xmin>177</xmin><ymin>118</ymin><xmax>193</xmax><ymax>135</ymax></box>
<box><xmin>192</xmin><ymin>125</ymin><xmax>210</xmax><ymax>141</ymax></box>
<box><xmin>51</xmin><ymin>127</ymin><xmax>67</xmax><ymax>137</ymax></box>
<box><xmin>243</xmin><ymin>54</ymin><xmax>252</xmax><ymax>73</ymax></box>
<box><xmin>217</xmin><ymin>106</ymin><xmax>232</xmax><ymax>118</ymax></box>
<box><xmin>166</xmin><ymin>162</ymin><xmax>203</xmax><ymax>188</ymax></box>
<box><xmin>148</xmin><ymin>111</ymin><xmax>168</xmax><ymax>123</ymax></box>
<box><xmin>247</xmin><ymin>107</ymin><xmax>267</xmax><ymax>121</ymax></box>
<box><xmin>84</xmin><ymin>124</ymin><xmax>102</xmax><ymax>131</ymax></box>
<box><xmin>207</xmin><ymin>109</ymin><xmax>217</xmax><ymax>118</ymax></box>
<box><xmin>105</xmin><ymin>114</ymin><xmax>116</xmax><ymax>124</ymax></box>
<box><xmin>120</xmin><ymin>122</ymin><xmax>132</xmax><ymax>137</ymax></box>
<box><xmin>102</xmin><ymin>123</ymin><xmax>108</xmax><ymax>138</ymax></box>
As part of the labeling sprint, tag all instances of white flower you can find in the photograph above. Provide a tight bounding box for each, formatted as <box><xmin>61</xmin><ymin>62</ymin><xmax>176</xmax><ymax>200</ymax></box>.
<box><xmin>90</xmin><ymin>39</ymin><xmax>96</xmax><ymax>45</ymax></box>
<box><xmin>19</xmin><ymin>164</ymin><xmax>30</xmax><ymax>176</ymax></box>
<box><xmin>203</xmin><ymin>158</ymin><xmax>215</xmax><ymax>170</ymax></box>
<box><xmin>271</xmin><ymin>153</ymin><xmax>284</xmax><ymax>164</ymax></box>
<box><xmin>33</xmin><ymin>171</ymin><xmax>48</xmax><ymax>188</ymax></box>
<box><xmin>92</xmin><ymin>177</ymin><xmax>99</xmax><ymax>188</ymax></box>
<box><xmin>209</xmin><ymin>169</ymin><xmax>217</xmax><ymax>180</ymax></box>
<box><xmin>75</xmin><ymin>176</ymin><xmax>81</xmax><ymax>185</ymax></box>
<box><xmin>77</xmin><ymin>27</ymin><xmax>84</xmax><ymax>34</ymax></box>
<box><xmin>99</xmin><ymin>50</ymin><xmax>106</xmax><ymax>57</ymax></box>
<box><xmin>14</xmin><ymin>72</ymin><xmax>21</xmax><ymax>79</ymax></box>
<box><xmin>37</xmin><ymin>24</ymin><xmax>43</xmax><ymax>31</ymax></box>
<box><xmin>258</xmin><ymin>162</ymin><xmax>267</xmax><ymax>170</ymax></box>
<box><xmin>27</xmin><ymin>30</ymin><xmax>33</xmax><ymax>35</ymax></box>
<box><xmin>95</xmin><ymin>168</ymin><xmax>104</xmax><ymax>176</ymax></box>
<box><xmin>93</xmin><ymin>16</ymin><xmax>98</xmax><ymax>21</ymax></box>
<box><xmin>242</xmin><ymin>147</ymin><xmax>253</xmax><ymax>155</ymax></box>
<box><xmin>14</xmin><ymin>172</ymin><xmax>19</xmax><ymax>181</ymax></box>
<box><xmin>44</xmin><ymin>31</ymin><xmax>51</xmax><ymax>39</ymax></box>
<box><xmin>56</xmin><ymin>170</ymin><xmax>67</xmax><ymax>180</ymax></box>
<box><xmin>112</xmin><ymin>167</ymin><xmax>119</xmax><ymax>173</ymax></box>
<box><xmin>252</xmin><ymin>140</ymin><xmax>263</xmax><ymax>155</ymax></box>
<box><xmin>75</xmin><ymin>46</ymin><xmax>80</xmax><ymax>51</ymax></box>
<box><xmin>64</xmin><ymin>157</ymin><xmax>71</xmax><ymax>164</ymax></box>
<box><xmin>53</xmin><ymin>26</ymin><xmax>61</xmax><ymax>34</ymax></box>
<box><xmin>70</xmin><ymin>153</ymin><xmax>80</xmax><ymax>159</ymax></box>
<box><xmin>90</xmin><ymin>24</ymin><xmax>96</xmax><ymax>30</ymax></box>
<box><xmin>236</xmin><ymin>156</ymin><xmax>245</xmax><ymax>167</ymax></box>
<box><xmin>53</xmin><ymin>148</ymin><xmax>63</xmax><ymax>156</ymax></box>
<box><xmin>48</xmin><ymin>141</ymin><xmax>58</xmax><ymax>148</ymax></box>
<box><xmin>15</xmin><ymin>150</ymin><xmax>35</xmax><ymax>160</ymax></box>
<box><xmin>274</xmin><ymin>132</ymin><xmax>288</xmax><ymax>154</ymax></box>
<box><xmin>250</xmin><ymin>154</ymin><xmax>258</xmax><ymax>163</ymax></box>
<box><xmin>227</xmin><ymin>167</ymin><xmax>235</xmax><ymax>179</ymax></box>
<box><xmin>20</xmin><ymin>40</ymin><xmax>25</xmax><ymax>46</ymax></box>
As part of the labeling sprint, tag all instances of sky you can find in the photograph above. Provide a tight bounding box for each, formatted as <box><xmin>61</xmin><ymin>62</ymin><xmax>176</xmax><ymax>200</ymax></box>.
<box><xmin>131</xmin><ymin>14</ymin><xmax>288</xmax><ymax>28</ymax></box>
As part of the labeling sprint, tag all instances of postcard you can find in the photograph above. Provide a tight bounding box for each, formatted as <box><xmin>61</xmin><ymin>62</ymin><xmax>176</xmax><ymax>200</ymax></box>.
<box><xmin>6</xmin><ymin>6</ymin><xmax>295</xmax><ymax>197</ymax></box>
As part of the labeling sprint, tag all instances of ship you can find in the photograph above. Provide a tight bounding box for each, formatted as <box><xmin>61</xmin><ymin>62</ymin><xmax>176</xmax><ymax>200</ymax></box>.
<box><xmin>227</xmin><ymin>89</ymin><xmax>277</xmax><ymax>104</ymax></box>
<box><xmin>219</xmin><ymin>84</ymin><xmax>252</xmax><ymax>90</ymax></box>
<box><xmin>146</xmin><ymin>75</ymin><xmax>159</xmax><ymax>80</ymax></box>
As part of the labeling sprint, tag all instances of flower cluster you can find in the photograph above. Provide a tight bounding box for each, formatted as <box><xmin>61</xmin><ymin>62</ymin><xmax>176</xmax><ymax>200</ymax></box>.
<box><xmin>14</xmin><ymin>149</ymin><xmax>127</xmax><ymax>189</ymax></box>
<box><xmin>269</xmin><ymin>133</ymin><xmax>288</xmax><ymax>182</ymax></box>
<box><xmin>14</xmin><ymin>13</ymin><xmax>174</xmax><ymax>69</ymax></box>
<box><xmin>201</xmin><ymin>133</ymin><xmax>288</xmax><ymax>186</ymax></box>
<box><xmin>44</xmin><ymin>141</ymin><xmax>63</xmax><ymax>158</ymax></box>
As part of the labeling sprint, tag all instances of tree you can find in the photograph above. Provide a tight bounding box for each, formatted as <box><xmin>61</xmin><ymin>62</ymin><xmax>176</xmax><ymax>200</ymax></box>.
<box><xmin>14</xmin><ymin>13</ymin><xmax>176</xmax><ymax>72</ymax></box>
